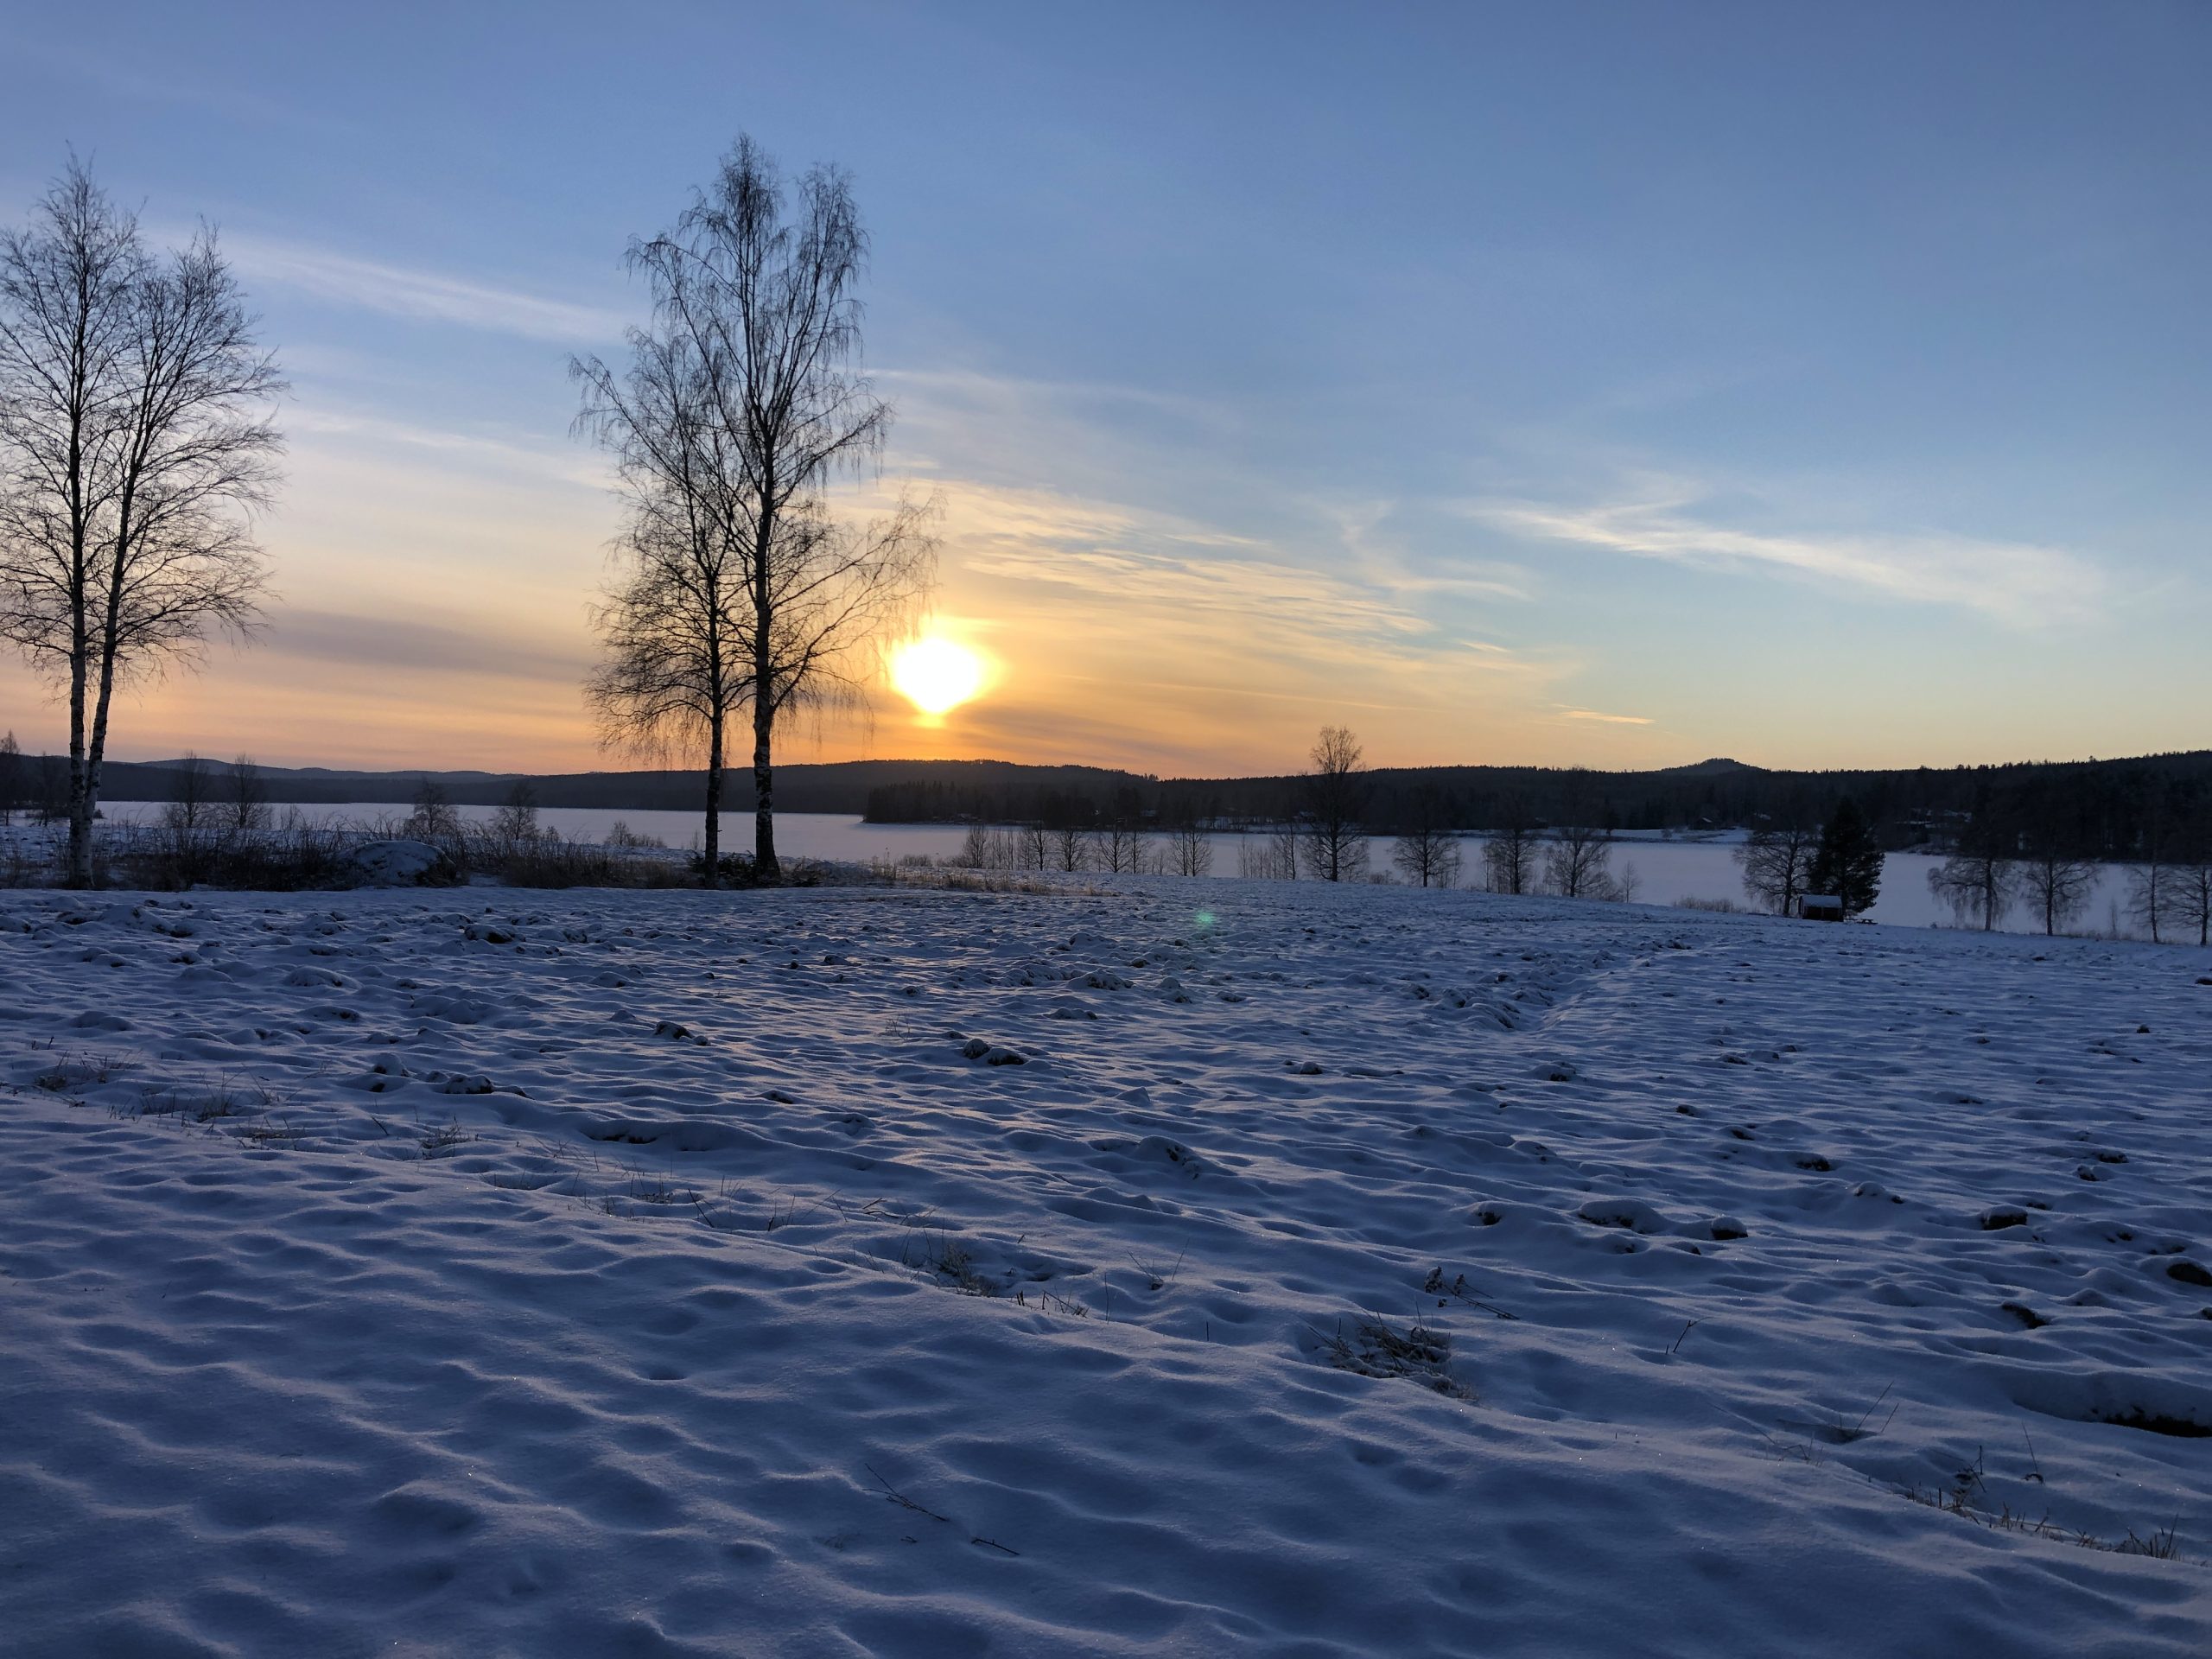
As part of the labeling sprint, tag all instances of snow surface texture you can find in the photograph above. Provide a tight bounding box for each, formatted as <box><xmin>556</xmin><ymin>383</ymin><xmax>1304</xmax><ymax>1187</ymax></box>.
<box><xmin>3</xmin><ymin>882</ymin><xmax>2209</xmax><ymax>1657</ymax></box>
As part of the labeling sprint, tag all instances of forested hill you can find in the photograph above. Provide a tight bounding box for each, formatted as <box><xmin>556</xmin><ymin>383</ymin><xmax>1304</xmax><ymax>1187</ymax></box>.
<box><xmin>861</xmin><ymin>751</ymin><xmax>2212</xmax><ymax>861</ymax></box>
<box><xmin>38</xmin><ymin>748</ymin><xmax>2212</xmax><ymax>860</ymax></box>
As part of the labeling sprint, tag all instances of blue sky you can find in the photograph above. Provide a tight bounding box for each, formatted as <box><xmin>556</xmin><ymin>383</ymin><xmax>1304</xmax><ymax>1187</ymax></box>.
<box><xmin>2</xmin><ymin>1</ymin><xmax>2206</xmax><ymax>773</ymax></box>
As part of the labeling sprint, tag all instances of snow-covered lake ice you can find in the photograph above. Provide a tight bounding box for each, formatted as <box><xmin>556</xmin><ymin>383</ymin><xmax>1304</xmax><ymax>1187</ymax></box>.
<box><xmin>86</xmin><ymin>802</ymin><xmax>2167</xmax><ymax>935</ymax></box>
<box><xmin>3</xmin><ymin>879</ymin><xmax>2208</xmax><ymax>1655</ymax></box>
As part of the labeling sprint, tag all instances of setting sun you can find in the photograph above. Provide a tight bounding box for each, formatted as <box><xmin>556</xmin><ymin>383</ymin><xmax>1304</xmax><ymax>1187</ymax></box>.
<box><xmin>889</xmin><ymin>636</ymin><xmax>986</xmax><ymax>715</ymax></box>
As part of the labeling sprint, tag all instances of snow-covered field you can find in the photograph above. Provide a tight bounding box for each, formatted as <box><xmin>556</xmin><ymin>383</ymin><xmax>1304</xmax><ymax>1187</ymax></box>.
<box><xmin>3</xmin><ymin>880</ymin><xmax>2209</xmax><ymax>1656</ymax></box>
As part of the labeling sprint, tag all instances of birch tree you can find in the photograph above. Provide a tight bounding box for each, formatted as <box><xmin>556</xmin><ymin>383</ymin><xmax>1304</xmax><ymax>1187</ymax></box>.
<box><xmin>1299</xmin><ymin>725</ymin><xmax>1368</xmax><ymax>882</ymax></box>
<box><xmin>1482</xmin><ymin>797</ymin><xmax>1538</xmax><ymax>895</ymax></box>
<box><xmin>574</xmin><ymin>137</ymin><xmax>931</xmax><ymax>885</ymax></box>
<box><xmin>1736</xmin><ymin>810</ymin><xmax>1819</xmax><ymax>915</ymax></box>
<box><xmin>0</xmin><ymin>160</ymin><xmax>282</xmax><ymax>887</ymax></box>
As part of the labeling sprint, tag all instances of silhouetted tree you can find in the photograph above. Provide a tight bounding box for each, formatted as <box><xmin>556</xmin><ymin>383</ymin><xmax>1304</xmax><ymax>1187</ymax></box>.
<box><xmin>2013</xmin><ymin>791</ymin><xmax>2094</xmax><ymax>936</ymax></box>
<box><xmin>573</xmin><ymin>136</ymin><xmax>932</xmax><ymax>885</ymax></box>
<box><xmin>1170</xmin><ymin>817</ymin><xmax>1213</xmax><ymax>878</ymax></box>
<box><xmin>1737</xmin><ymin>809</ymin><xmax>1820</xmax><ymax>915</ymax></box>
<box><xmin>1928</xmin><ymin>792</ymin><xmax>2012</xmax><ymax>930</ymax></box>
<box><xmin>0</xmin><ymin>160</ymin><xmax>282</xmax><ymax>887</ymax></box>
<box><xmin>1268</xmin><ymin>801</ymin><xmax>1302</xmax><ymax>882</ymax></box>
<box><xmin>1300</xmin><ymin>726</ymin><xmax>1368</xmax><ymax>881</ymax></box>
<box><xmin>1092</xmin><ymin>817</ymin><xmax>1146</xmax><ymax>874</ymax></box>
<box><xmin>1390</xmin><ymin>785</ymin><xmax>1462</xmax><ymax>887</ymax></box>
<box><xmin>0</xmin><ymin>730</ymin><xmax>17</xmax><ymax>825</ymax></box>
<box><xmin>2170</xmin><ymin>812</ymin><xmax>2212</xmax><ymax>946</ymax></box>
<box><xmin>161</xmin><ymin>752</ymin><xmax>214</xmax><ymax>837</ymax></box>
<box><xmin>1543</xmin><ymin>776</ymin><xmax>1617</xmax><ymax>899</ymax></box>
<box><xmin>405</xmin><ymin>776</ymin><xmax>461</xmax><ymax>842</ymax></box>
<box><xmin>1482</xmin><ymin>796</ymin><xmax>1538</xmax><ymax>895</ymax></box>
<box><xmin>226</xmin><ymin>753</ymin><xmax>268</xmax><ymax>835</ymax></box>
<box><xmin>2125</xmin><ymin>799</ymin><xmax>2176</xmax><ymax>944</ymax></box>
<box><xmin>1051</xmin><ymin>820</ymin><xmax>1087</xmax><ymax>873</ymax></box>
<box><xmin>1808</xmin><ymin>796</ymin><xmax>1884</xmax><ymax>916</ymax></box>
<box><xmin>1543</xmin><ymin>821</ymin><xmax>1617</xmax><ymax>899</ymax></box>
<box><xmin>33</xmin><ymin>752</ymin><xmax>65</xmax><ymax>823</ymax></box>
<box><xmin>491</xmin><ymin>779</ymin><xmax>541</xmax><ymax>851</ymax></box>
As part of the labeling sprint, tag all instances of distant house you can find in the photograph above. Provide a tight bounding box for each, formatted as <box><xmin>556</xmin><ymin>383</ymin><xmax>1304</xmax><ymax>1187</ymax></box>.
<box><xmin>1796</xmin><ymin>894</ymin><xmax>1845</xmax><ymax>921</ymax></box>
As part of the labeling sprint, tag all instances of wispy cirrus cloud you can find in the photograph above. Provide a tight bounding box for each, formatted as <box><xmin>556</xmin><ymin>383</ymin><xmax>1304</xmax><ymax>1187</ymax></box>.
<box><xmin>221</xmin><ymin>232</ymin><xmax>626</xmax><ymax>342</ymax></box>
<box><xmin>942</xmin><ymin>481</ymin><xmax>1440</xmax><ymax>670</ymax></box>
<box><xmin>1470</xmin><ymin>486</ymin><xmax>2101</xmax><ymax>626</ymax></box>
<box><xmin>844</xmin><ymin>474</ymin><xmax>1599</xmax><ymax>772</ymax></box>
<box><xmin>1559</xmin><ymin>708</ymin><xmax>1653</xmax><ymax>725</ymax></box>
<box><xmin>287</xmin><ymin>406</ymin><xmax>611</xmax><ymax>491</ymax></box>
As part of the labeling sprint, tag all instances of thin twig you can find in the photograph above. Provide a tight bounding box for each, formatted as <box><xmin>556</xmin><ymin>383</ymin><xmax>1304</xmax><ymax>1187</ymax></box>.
<box><xmin>864</xmin><ymin>1463</ymin><xmax>950</xmax><ymax>1523</ymax></box>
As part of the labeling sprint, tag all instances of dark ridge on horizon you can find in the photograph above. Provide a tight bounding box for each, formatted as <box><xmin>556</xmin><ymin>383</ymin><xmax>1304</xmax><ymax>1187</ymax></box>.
<box><xmin>41</xmin><ymin>746</ymin><xmax>2212</xmax><ymax>861</ymax></box>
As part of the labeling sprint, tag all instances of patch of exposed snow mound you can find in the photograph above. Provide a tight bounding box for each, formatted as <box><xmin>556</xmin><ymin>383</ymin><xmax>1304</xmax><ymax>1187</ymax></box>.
<box><xmin>346</xmin><ymin>837</ymin><xmax>458</xmax><ymax>887</ymax></box>
<box><xmin>1578</xmin><ymin>1197</ymin><xmax>1672</xmax><ymax>1234</ymax></box>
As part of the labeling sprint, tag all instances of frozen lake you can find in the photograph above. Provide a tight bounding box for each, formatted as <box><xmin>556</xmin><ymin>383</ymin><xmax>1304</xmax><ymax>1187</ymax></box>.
<box><xmin>91</xmin><ymin>800</ymin><xmax>2154</xmax><ymax>938</ymax></box>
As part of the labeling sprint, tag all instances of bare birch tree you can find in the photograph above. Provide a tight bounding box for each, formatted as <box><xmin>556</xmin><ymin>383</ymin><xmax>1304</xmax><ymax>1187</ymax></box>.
<box><xmin>1928</xmin><ymin>857</ymin><xmax>2007</xmax><ymax>929</ymax></box>
<box><xmin>226</xmin><ymin>753</ymin><xmax>268</xmax><ymax>835</ymax></box>
<box><xmin>2125</xmin><ymin>857</ymin><xmax>2169</xmax><ymax>944</ymax></box>
<box><xmin>1736</xmin><ymin>811</ymin><xmax>1820</xmax><ymax>915</ymax></box>
<box><xmin>2015</xmin><ymin>845</ymin><xmax>2095</xmax><ymax>937</ymax></box>
<box><xmin>1300</xmin><ymin>725</ymin><xmax>1368</xmax><ymax>882</ymax></box>
<box><xmin>2169</xmin><ymin>814</ymin><xmax>2212</xmax><ymax>948</ymax></box>
<box><xmin>1172</xmin><ymin>819</ymin><xmax>1214</xmax><ymax>878</ymax></box>
<box><xmin>1268</xmin><ymin>811</ymin><xmax>1303</xmax><ymax>881</ymax></box>
<box><xmin>1093</xmin><ymin>818</ymin><xmax>1147</xmax><ymax>874</ymax></box>
<box><xmin>0</xmin><ymin>160</ymin><xmax>282</xmax><ymax>887</ymax></box>
<box><xmin>162</xmin><ymin>751</ymin><xmax>214</xmax><ymax>838</ymax></box>
<box><xmin>2012</xmin><ymin>790</ymin><xmax>2094</xmax><ymax>937</ymax></box>
<box><xmin>574</xmin><ymin>137</ymin><xmax>932</xmax><ymax>886</ymax></box>
<box><xmin>405</xmin><ymin>776</ymin><xmax>461</xmax><ymax>842</ymax></box>
<box><xmin>1543</xmin><ymin>820</ymin><xmax>1617</xmax><ymax>899</ymax></box>
<box><xmin>1482</xmin><ymin>797</ymin><xmax>1538</xmax><ymax>895</ymax></box>
<box><xmin>2123</xmin><ymin>793</ymin><xmax>2178</xmax><ymax>943</ymax></box>
<box><xmin>1390</xmin><ymin>785</ymin><xmax>1462</xmax><ymax>887</ymax></box>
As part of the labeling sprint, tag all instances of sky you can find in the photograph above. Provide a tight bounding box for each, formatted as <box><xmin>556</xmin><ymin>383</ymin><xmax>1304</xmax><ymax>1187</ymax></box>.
<box><xmin>1</xmin><ymin>1</ymin><xmax>2207</xmax><ymax>778</ymax></box>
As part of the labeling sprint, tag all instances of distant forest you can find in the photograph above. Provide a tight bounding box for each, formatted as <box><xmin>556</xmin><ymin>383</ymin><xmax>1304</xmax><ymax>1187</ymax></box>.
<box><xmin>859</xmin><ymin>752</ymin><xmax>2212</xmax><ymax>860</ymax></box>
<box><xmin>16</xmin><ymin>747</ymin><xmax>2211</xmax><ymax>863</ymax></box>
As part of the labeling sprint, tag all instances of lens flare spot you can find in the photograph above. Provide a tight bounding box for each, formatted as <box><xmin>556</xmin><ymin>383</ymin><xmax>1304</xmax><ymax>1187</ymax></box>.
<box><xmin>891</xmin><ymin>638</ymin><xmax>986</xmax><ymax>715</ymax></box>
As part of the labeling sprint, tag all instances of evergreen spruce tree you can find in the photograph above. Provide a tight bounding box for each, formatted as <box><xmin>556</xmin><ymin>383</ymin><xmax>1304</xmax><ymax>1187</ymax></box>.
<box><xmin>1809</xmin><ymin>796</ymin><xmax>1885</xmax><ymax>916</ymax></box>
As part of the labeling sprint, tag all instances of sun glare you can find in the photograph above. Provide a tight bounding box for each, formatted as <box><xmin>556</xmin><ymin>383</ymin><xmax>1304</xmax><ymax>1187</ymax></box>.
<box><xmin>890</xmin><ymin>637</ymin><xmax>986</xmax><ymax>715</ymax></box>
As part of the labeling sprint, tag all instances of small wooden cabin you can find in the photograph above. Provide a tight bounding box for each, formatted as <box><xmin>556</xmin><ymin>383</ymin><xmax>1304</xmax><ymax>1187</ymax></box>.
<box><xmin>1796</xmin><ymin>894</ymin><xmax>1845</xmax><ymax>921</ymax></box>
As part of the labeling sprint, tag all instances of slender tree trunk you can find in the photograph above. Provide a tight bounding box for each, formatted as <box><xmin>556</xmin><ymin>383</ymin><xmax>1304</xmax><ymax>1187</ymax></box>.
<box><xmin>78</xmin><ymin>637</ymin><xmax>122</xmax><ymax>887</ymax></box>
<box><xmin>752</xmin><ymin>498</ymin><xmax>780</xmax><ymax>883</ymax></box>
<box><xmin>66</xmin><ymin>626</ymin><xmax>92</xmax><ymax>887</ymax></box>
<box><xmin>753</xmin><ymin>693</ymin><xmax>777</xmax><ymax>881</ymax></box>
<box><xmin>702</xmin><ymin>709</ymin><xmax>723</xmax><ymax>889</ymax></box>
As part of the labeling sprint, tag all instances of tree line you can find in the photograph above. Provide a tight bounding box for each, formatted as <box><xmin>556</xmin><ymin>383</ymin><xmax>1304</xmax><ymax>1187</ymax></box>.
<box><xmin>1921</xmin><ymin>777</ymin><xmax>2212</xmax><ymax>942</ymax></box>
<box><xmin>866</xmin><ymin>749</ymin><xmax>2212</xmax><ymax>864</ymax></box>
<box><xmin>934</xmin><ymin>725</ymin><xmax>1655</xmax><ymax>904</ymax></box>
